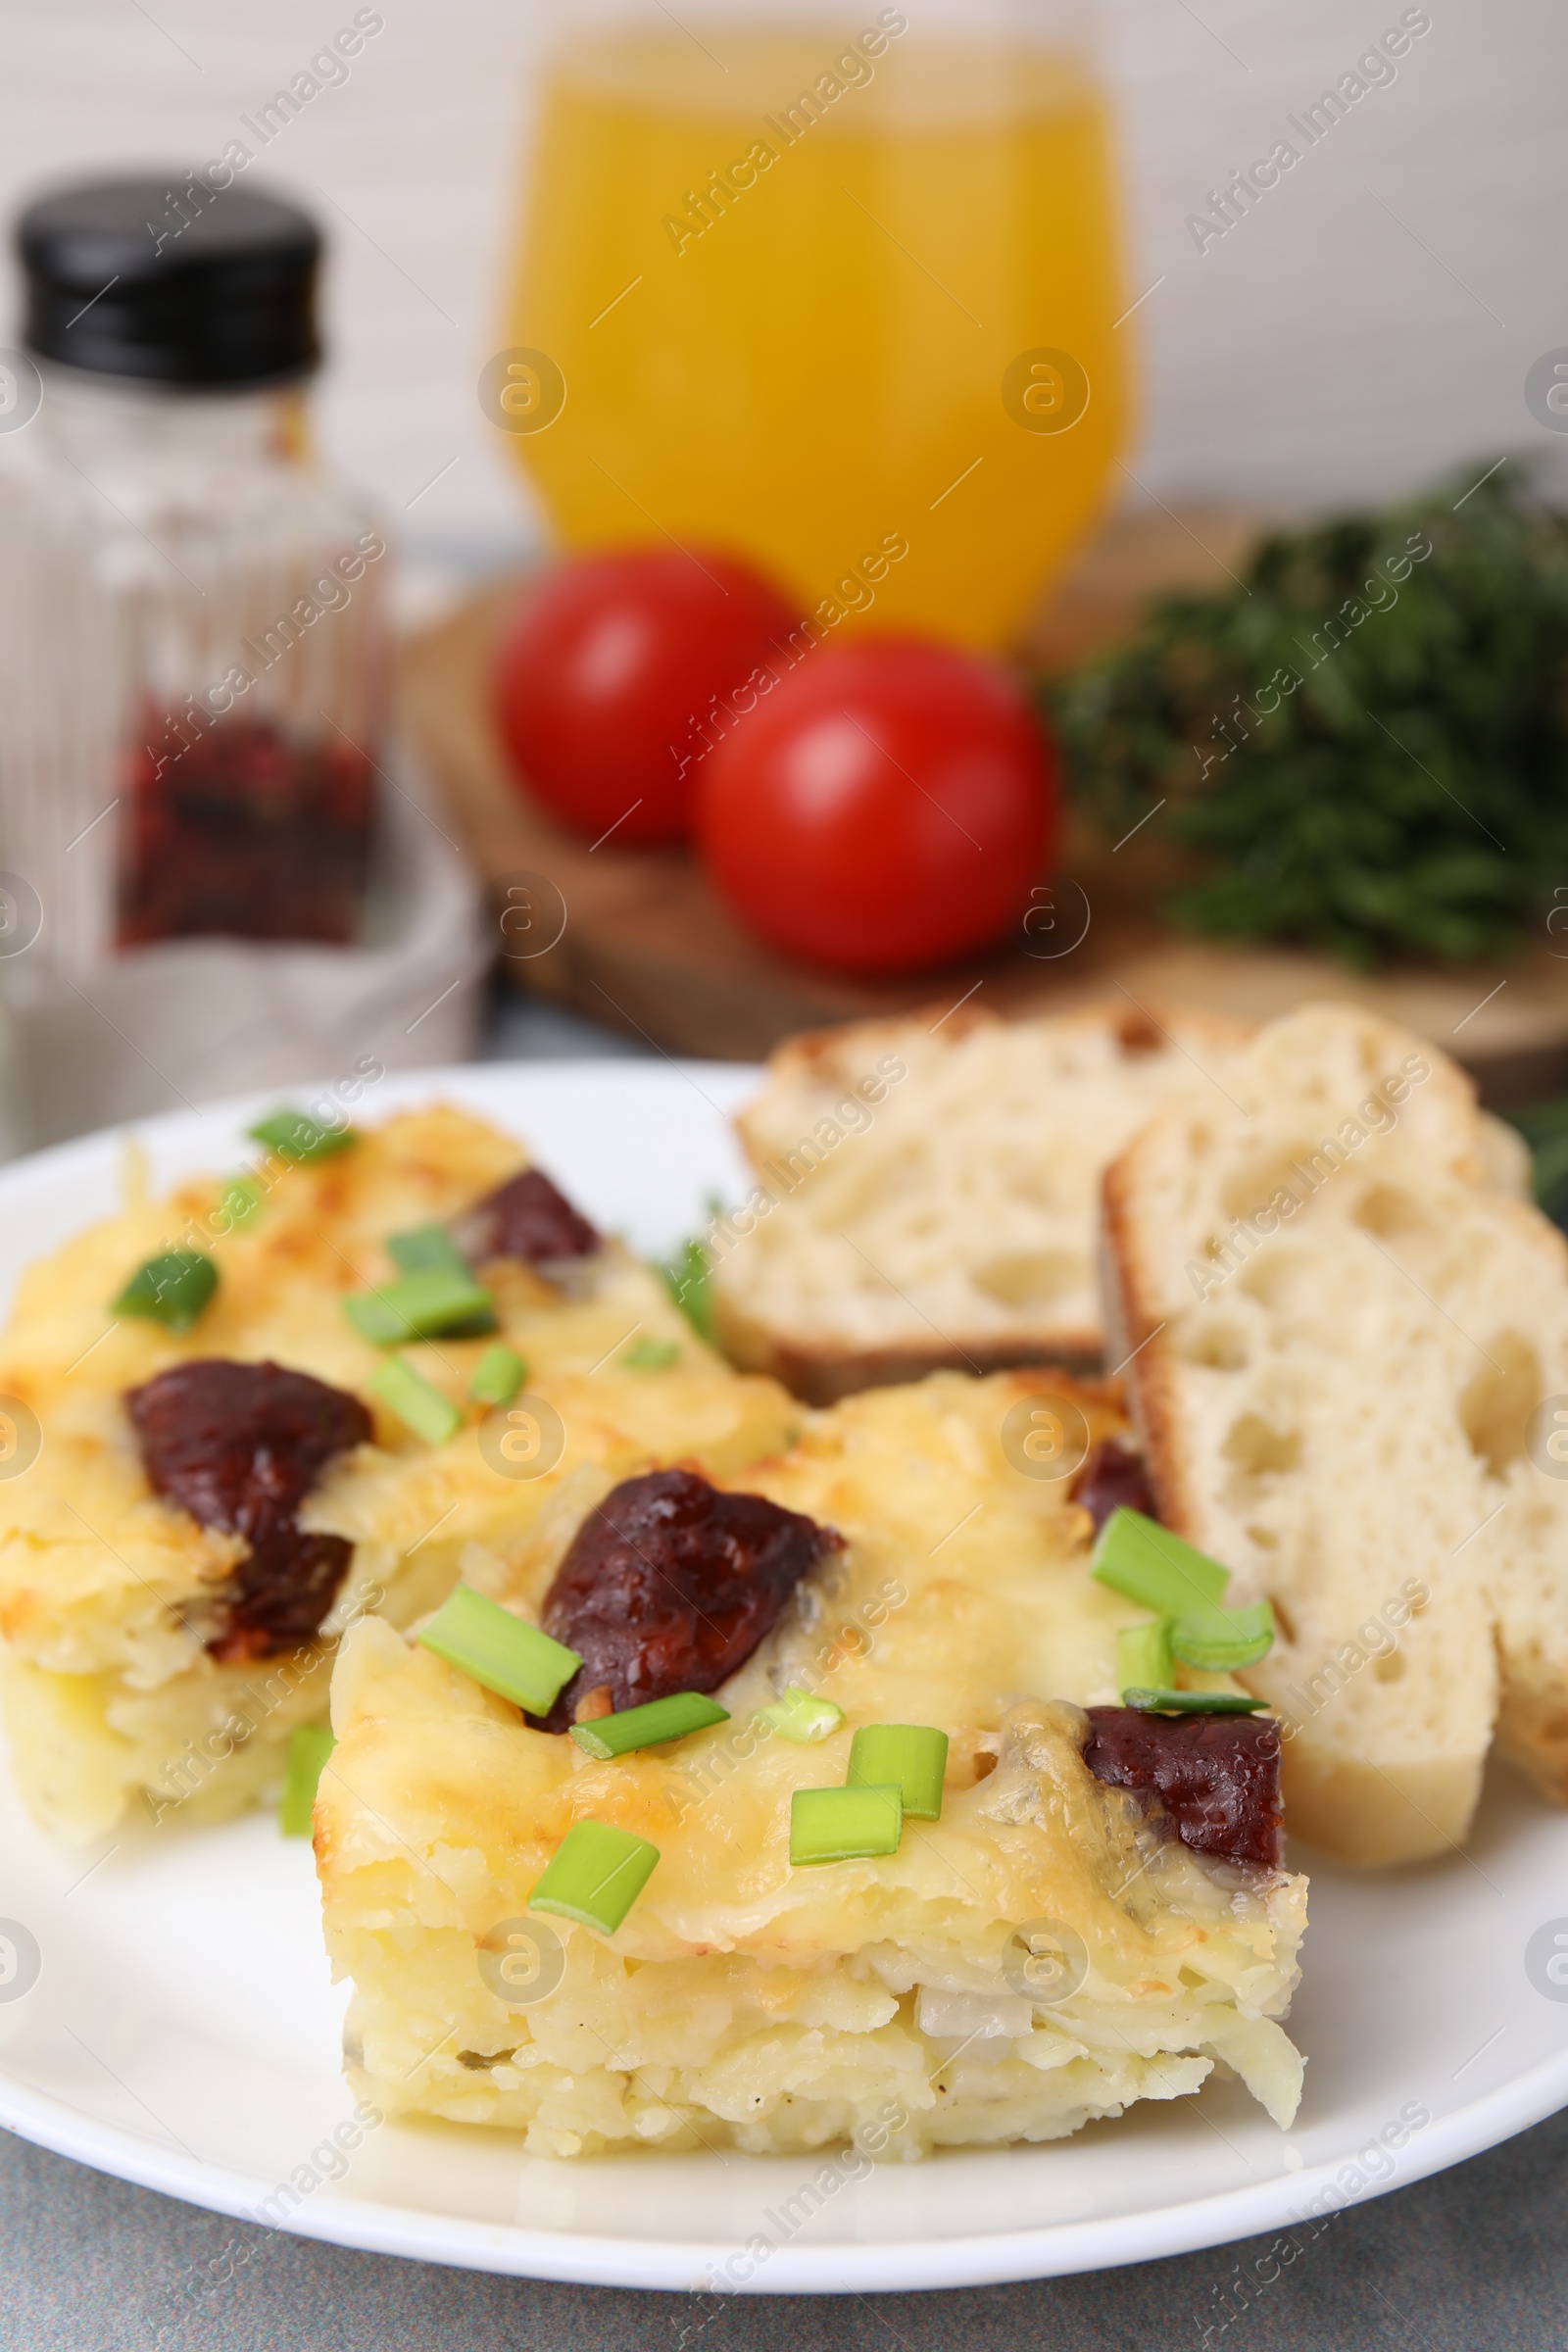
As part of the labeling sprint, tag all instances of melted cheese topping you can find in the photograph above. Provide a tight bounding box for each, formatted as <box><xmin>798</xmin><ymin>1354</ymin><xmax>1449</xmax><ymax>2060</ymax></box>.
<box><xmin>0</xmin><ymin>1104</ymin><xmax>796</xmax><ymax>1838</ymax></box>
<box><xmin>320</xmin><ymin>1375</ymin><xmax>1306</xmax><ymax>2154</ymax></box>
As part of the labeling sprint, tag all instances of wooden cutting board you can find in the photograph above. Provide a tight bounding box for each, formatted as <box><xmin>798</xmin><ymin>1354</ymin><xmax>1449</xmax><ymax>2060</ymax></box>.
<box><xmin>399</xmin><ymin>511</ymin><xmax>1568</xmax><ymax>1104</ymax></box>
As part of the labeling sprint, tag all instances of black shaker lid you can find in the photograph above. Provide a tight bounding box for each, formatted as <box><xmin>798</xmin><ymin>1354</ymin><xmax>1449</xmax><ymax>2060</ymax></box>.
<box><xmin>18</xmin><ymin>177</ymin><xmax>320</xmax><ymax>386</ymax></box>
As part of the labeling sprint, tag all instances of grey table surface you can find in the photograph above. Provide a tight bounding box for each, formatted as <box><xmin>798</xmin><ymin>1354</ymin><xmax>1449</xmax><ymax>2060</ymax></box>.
<box><xmin>5</xmin><ymin>988</ymin><xmax>1568</xmax><ymax>2352</ymax></box>
<box><xmin>4</xmin><ymin>2105</ymin><xmax>1568</xmax><ymax>2352</ymax></box>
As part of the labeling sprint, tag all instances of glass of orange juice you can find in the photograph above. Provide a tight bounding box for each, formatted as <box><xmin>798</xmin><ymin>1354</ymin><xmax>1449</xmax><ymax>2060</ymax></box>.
<box><xmin>499</xmin><ymin>2</ymin><xmax>1128</xmax><ymax>650</ymax></box>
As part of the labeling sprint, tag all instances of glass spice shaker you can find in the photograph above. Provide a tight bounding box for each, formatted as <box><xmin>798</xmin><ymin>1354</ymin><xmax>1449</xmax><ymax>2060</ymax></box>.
<box><xmin>0</xmin><ymin>176</ymin><xmax>388</xmax><ymax>970</ymax></box>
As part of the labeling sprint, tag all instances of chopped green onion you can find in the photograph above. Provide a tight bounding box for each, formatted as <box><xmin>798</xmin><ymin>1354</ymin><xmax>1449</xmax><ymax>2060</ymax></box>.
<box><xmin>417</xmin><ymin>1583</ymin><xmax>582</xmax><ymax>1715</ymax></box>
<box><xmin>387</xmin><ymin>1223</ymin><xmax>471</xmax><ymax>1280</ymax></box>
<box><xmin>1117</xmin><ymin>1618</ymin><xmax>1174</xmax><ymax>1698</ymax></box>
<box><xmin>370</xmin><ymin>1355</ymin><xmax>463</xmax><ymax>1446</ymax></box>
<box><xmin>569</xmin><ymin>1690</ymin><xmax>729</xmax><ymax>1760</ymax></box>
<box><xmin>790</xmin><ymin>1783</ymin><xmax>904</xmax><ymax>1866</ymax></box>
<box><xmin>279</xmin><ymin>1724</ymin><xmax>335</xmax><ymax>1836</ymax></box>
<box><xmin>846</xmin><ymin>1724</ymin><xmax>949</xmax><ymax>1821</ymax></box>
<box><xmin>660</xmin><ymin>1231</ymin><xmax>714</xmax><ymax>1342</ymax></box>
<box><xmin>1123</xmin><ymin>1688</ymin><xmax>1268</xmax><ymax>1715</ymax></box>
<box><xmin>621</xmin><ymin>1337</ymin><xmax>680</xmax><ymax>1372</ymax></box>
<box><xmin>343</xmin><ymin>1292</ymin><xmax>408</xmax><ymax>1346</ymax></box>
<box><xmin>528</xmin><ymin>1819</ymin><xmax>660</xmax><ymax>1935</ymax></box>
<box><xmin>1169</xmin><ymin>1601</ymin><xmax>1275</xmax><ymax>1671</ymax></box>
<box><xmin>1092</xmin><ymin>1509</ymin><xmax>1229</xmax><ymax>1615</ymax></box>
<box><xmin>756</xmin><ymin>1687</ymin><xmax>844</xmax><ymax>1743</ymax></box>
<box><xmin>216</xmin><ymin>1173</ymin><xmax>263</xmax><ymax>1232</ymax></box>
<box><xmin>343</xmin><ymin>1266</ymin><xmax>497</xmax><ymax>1345</ymax></box>
<box><xmin>468</xmin><ymin>1343</ymin><xmax>527</xmax><ymax>1407</ymax></box>
<box><xmin>249</xmin><ymin>1108</ymin><xmax>358</xmax><ymax>1164</ymax></box>
<box><xmin>112</xmin><ymin>1248</ymin><xmax>218</xmax><ymax>1334</ymax></box>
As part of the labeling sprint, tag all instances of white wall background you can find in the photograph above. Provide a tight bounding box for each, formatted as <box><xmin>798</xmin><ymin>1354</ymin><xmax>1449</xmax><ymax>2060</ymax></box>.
<box><xmin>2</xmin><ymin>0</ymin><xmax>1562</xmax><ymax>579</ymax></box>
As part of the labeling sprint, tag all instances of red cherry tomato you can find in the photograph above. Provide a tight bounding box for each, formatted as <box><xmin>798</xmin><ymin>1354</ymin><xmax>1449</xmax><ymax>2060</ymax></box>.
<box><xmin>493</xmin><ymin>547</ymin><xmax>798</xmax><ymax>846</ymax></box>
<box><xmin>694</xmin><ymin>638</ymin><xmax>1055</xmax><ymax>973</ymax></box>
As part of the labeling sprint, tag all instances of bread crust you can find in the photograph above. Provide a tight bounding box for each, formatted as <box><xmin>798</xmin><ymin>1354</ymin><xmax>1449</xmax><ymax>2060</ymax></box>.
<box><xmin>735</xmin><ymin>997</ymin><xmax>1255</xmax><ymax>1168</ymax></box>
<box><xmin>1099</xmin><ymin>1149</ymin><xmax>1205</xmax><ymax>1538</ymax></box>
<box><xmin>710</xmin><ymin>1311</ymin><xmax>1103</xmax><ymax>1406</ymax></box>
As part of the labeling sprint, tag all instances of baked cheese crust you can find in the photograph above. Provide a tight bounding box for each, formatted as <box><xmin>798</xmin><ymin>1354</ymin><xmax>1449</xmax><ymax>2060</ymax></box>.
<box><xmin>318</xmin><ymin>1372</ymin><xmax>1306</xmax><ymax>2159</ymax></box>
<box><xmin>0</xmin><ymin>1104</ymin><xmax>796</xmax><ymax>1841</ymax></box>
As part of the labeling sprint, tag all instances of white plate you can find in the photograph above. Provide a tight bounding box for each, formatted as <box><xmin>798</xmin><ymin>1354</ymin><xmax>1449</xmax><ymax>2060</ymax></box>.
<box><xmin>1</xmin><ymin>1060</ymin><xmax>1566</xmax><ymax>2294</ymax></box>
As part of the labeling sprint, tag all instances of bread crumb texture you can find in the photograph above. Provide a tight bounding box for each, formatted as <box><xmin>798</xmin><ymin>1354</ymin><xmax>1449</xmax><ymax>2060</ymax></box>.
<box><xmin>1103</xmin><ymin>1001</ymin><xmax>1568</xmax><ymax>1867</ymax></box>
<box><xmin>712</xmin><ymin>1003</ymin><xmax>1253</xmax><ymax>1400</ymax></box>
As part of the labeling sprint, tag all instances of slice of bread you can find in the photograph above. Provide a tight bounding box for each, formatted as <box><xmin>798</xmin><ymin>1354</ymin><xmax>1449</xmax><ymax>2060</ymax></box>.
<box><xmin>1102</xmin><ymin>1001</ymin><xmax>1568</xmax><ymax>1868</ymax></box>
<box><xmin>710</xmin><ymin>1001</ymin><xmax>1254</xmax><ymax>1403</ymax></box>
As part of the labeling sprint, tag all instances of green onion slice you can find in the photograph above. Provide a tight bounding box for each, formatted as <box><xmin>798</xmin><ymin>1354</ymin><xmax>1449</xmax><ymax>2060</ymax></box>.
<box><xmin>660</xmin><ymin>1232</ymin><xmax>714</xmax><ymax>1342</ymax></box>
<box><xmin>1169</xmin><ymin>1600</ymin><xmax>1275</xmax><ymax>1671</ymax></box>
<box><xmin>621</xmin><ymin>1337</ymin><xmax>680</xmax><ymax>1372</ymax></box>
<box><xmin>569</xmin><ymin>1691</ymin><xmax>728</xmax><ymax>1760</ymax></box>
<box><xmin>468</xmin><ymin>1343</ymin><xmax>526</xmax><ymax>1407</ymax></box>
<box><xmin>215</xmin><ymin>1173</ymin><xmax>263</xmax><ymax>1232</ymax></box>
<box><xmin>344</xmin><ymin>1267</ymin><xmax>497</xmax><ymax>1346</ymax></box>
<box><xmin>249</xmin><ymin>1108</ymin><xmax>358</xmax><ymax>1164</ymax></box>
<box><xmin>528</xmin><ymin>1819</ymin><xmax>660</xmax><ymax>1935</ymax></box>
<box><xmin>370</xmin><ymin>1355</ymin><xmax>463</xmax><ymax>1446</ymax></box>
<box><xmin>387</xmin><ymin>1223</ymin><xmax>471</xmax><ymax>1280</ymax></box>
<box><xmin>279</xmin><ymin>1724</ymin><xmax>335</xmax><ymax>1837</ymax></box>
<box><xmin>1092</xmin><ymin>1508</ymin><xmax>1230</xmax><ymax>1614</ymax></box>
<box><xmin>1122</xmin><ymin>1688</ymin><xmax>1269</xmax><ymax>1715</ymax></box>
<box><xmin>756</xmin><ymin>1687</ymin><xmax>844</xmax><ymax>1743</ymax></box>
<box><xmin>846</xmin><ymin>1724</ymin><xmax>949</xmax><ymax>1822</ymax></box>
<box><xmin>112</xmin><ymin>1248</ymin><xmax>218</xmax><ymax>1333</ymax></box>
<box><xmin>1117</xmin><ymin>1619</ymin><xmax>1174</xmax><ymax>1700</ymax></box>
<box><xmin>417</xmin><ymin>1584</ymin><xmax>582</xmax><ymax>1715</ymax></box>
<box><xmin>791</xmin><ymin>1783</ymin><xmax>904</xmax><ymax>1866</ymax></box>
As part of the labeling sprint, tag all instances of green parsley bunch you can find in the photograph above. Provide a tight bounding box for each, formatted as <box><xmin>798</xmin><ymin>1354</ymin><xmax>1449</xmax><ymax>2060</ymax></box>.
<box><xmin>1049</xmin><ymin>467</ymin><xmax>1568</xmax><ymax>965</ymax></box>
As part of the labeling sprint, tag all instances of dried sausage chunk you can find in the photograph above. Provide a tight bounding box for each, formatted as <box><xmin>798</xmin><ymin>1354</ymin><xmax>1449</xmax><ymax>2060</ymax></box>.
<box><xmin>453</xmin><ymin>1168</ymin><xmax>599</xmax><ymax>1267</ymax></box>
<box><xmin>537</xmin><ymin>1467</ymin><xmax>841</xmax><ymax>1731</ymax></box>
<box><xmin>126</xmin><ymin>1359</ymin><xmax>371</xmax><ymax>1662</ymax></box>
<box><xmin>1082</xmin><ymin>1704</ymin><xmax>1284</xmax><ymax>1870</ymax></box>
<box><xmin>1069</xmin><ymin>1436</ymin><xmax>1155</xmax><ymax>1533</ymax></box>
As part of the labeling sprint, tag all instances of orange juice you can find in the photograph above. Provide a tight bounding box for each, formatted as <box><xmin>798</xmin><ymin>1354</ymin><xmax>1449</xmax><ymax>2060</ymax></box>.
<box><xmin>503</xmin><ymin>24</ymin><xmax>1128</xmax><ymax>648</ymax></box>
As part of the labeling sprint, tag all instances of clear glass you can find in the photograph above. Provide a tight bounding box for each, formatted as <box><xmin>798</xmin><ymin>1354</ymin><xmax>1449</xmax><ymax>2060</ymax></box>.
<box><xmin>502</xmin><ymin>0</ymin><xmax>1128</xmax><ymax>649</ymax></box>
<box><xmin>0</xmin><ymin>368</ymin><xmax>389</xmax><ymax>971</ymax></box>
